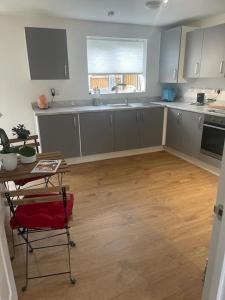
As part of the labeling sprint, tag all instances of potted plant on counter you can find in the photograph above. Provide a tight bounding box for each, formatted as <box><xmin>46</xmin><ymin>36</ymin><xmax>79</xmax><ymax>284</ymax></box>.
<box><xmin>0</xmin><ymin>128</ymin><xmax>18</xmax><ymax>171</ymax></box>
<box><xmin>12</xmin><ymin>124</ymin><xmax>36</xmax><ymax>164</ymax></box>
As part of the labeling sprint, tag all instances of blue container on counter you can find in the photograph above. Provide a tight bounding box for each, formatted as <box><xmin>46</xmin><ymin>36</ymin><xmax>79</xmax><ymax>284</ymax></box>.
<box><xmin>162</xmin><ymin>87</ymin><xmax>176</xmax><ymax>102</ymax></box>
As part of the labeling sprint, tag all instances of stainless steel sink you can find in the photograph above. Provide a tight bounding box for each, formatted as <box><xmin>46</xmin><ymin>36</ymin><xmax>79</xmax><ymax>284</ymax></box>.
<box><xmin>129</xmin><ymin>103</ymin><xmax>153</xmax><ymax>108</ymax></box>
<box><xmin>107</xmin><ymin>103</ymin><xmax>131</xmax><ymax>108</ymax></box>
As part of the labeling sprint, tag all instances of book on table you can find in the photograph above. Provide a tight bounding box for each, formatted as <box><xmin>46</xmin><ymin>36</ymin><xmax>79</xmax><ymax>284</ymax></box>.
<box><xmin>31</xmin><ymin>160</ymin><xmax>62</xmax><ymax>173</ymax></box>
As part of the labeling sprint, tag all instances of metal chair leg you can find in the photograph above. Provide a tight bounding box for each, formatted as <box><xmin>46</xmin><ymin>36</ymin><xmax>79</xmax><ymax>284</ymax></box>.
<box><xmin>10</xmin><ymin>228</ymin><xmax>15</xmax><ymax>260</ymax></box>
<box><xmin>66</xmin><ymin>228</ymin><xmax>76</xmax><ymax>285</ymax></box>
<box><xmin>22</xmin><ymin>229</ymin><xmax>29</xmax><ymax>292</ymax></box>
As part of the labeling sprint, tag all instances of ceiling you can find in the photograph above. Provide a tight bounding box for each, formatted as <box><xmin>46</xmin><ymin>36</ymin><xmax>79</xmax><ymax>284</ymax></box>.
<box><xmin>0</xmin><ymin>0</ymin><xmax>225</xmax><ymax>26</ymax></box>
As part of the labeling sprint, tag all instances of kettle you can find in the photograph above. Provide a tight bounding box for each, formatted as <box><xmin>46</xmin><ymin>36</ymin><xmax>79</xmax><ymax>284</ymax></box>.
<box><xmin>162</xmin><ymin>87</ymin><xmax>176</xmax><ymax>102</ymax></box>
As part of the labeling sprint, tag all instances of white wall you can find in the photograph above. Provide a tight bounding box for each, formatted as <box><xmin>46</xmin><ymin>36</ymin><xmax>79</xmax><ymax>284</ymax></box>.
<box><xmin>0</xmin><ymin>15</ymin><xmax>161</xmax><ymax>137</ymax></box>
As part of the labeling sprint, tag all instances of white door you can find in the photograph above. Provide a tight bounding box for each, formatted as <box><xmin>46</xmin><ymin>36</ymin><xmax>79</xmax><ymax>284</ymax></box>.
<box><xmin>203</xmin><ymin>147</ymin><xmax>225</xmax><ymax>300</ymax></box>
<box><xmin>0</xmin><ymin>185</ymin><xmax>18</xmax><ymax>300</ymax></box>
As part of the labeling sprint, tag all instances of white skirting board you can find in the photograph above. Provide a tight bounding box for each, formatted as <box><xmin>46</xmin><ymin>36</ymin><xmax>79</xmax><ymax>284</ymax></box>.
<box><xmin>66</xmin><ymin>145</ymin><xmax>220</xmax><ymax>176</ymax></box>
<box><xmin>66</xmin><ymin>146</ymin><xmax>164</xmax><ymax>164</ymax></box>
<box><xmin>164</xmin><ymin>146</ymin><xmax>220</xmax><ymax>176</ymax></box>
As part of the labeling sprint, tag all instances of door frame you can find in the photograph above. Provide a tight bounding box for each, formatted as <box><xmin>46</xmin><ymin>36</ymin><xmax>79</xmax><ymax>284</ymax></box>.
<box><xmin>202</xmin><ymin>146</ymin><xmax>225</xmax><ymax>300</ymax></box>
<box><xmin>0</xmin><ymin>184</ymin><xmax>18</xmax><ymax>300</ymax></box>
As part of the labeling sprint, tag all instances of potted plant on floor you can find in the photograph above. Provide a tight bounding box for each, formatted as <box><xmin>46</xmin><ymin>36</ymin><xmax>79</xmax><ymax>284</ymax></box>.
<box><xmin>0</xmin><ymin>128</ymin><xmax>18</xmax><ymax>171</ymax></box>
<box><xmin>12</xmin><ymin>124</ymin><xmax>36</xmax><ymax>164</ymax></box>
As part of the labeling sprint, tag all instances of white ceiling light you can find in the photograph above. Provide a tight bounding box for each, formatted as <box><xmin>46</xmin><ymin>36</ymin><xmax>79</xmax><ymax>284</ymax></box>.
<box><xmin>145</xmin><ymin>0</ymin><xmax>168</xmax><ymax>9</ymax></box>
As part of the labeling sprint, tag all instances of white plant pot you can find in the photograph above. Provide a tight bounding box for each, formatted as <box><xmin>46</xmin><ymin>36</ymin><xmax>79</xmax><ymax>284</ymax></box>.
<box><xmin>20</xmin><ymin>154</ymin><xmax>36</xmax><ymax>164</ymax></box>
<box><xmin>0</xmin><ymin>153</ymin><xmax>17</xmax><ymax>171</ymax></box>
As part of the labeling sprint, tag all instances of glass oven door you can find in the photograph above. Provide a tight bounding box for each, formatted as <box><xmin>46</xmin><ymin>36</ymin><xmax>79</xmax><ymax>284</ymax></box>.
<box><xmin>201</xmin><ymin>123</ymin><xmax>225</xmax><ymax>160</ymax></box>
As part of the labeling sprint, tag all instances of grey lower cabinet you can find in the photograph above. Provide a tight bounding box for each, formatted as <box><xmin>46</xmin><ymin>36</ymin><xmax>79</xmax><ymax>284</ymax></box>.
<box><xmin>38</xmin><ymin>114</ymin><xmax>80</xmax><ymax>158</ymax></box>
<box><xmin>166</xmin><ymin>108</ymin><xmax>203</xmax><ymax>158</ymax></box>
<box><xmin>114</xmin><ymin>108</ymin><xmax>164</xmax><ymax>151</ymax></box>
<box><xmin>25</xmin><ymin>27</ymin><xmax>69</xmax><ymax>80</ymax></box>
<box><xmin>114</xmin><ymin>110</ymin><xmax>140</xmax><ymax>151</ymax></box>
<box><xmin>79</xmin><ymin>111</ymin><xmax>114</xmax><ymax>155</ymax></box>
<box><xmin>139</xmin><ymin>108</ymin><xmax>164</xmax><ymax>147</ymax></box>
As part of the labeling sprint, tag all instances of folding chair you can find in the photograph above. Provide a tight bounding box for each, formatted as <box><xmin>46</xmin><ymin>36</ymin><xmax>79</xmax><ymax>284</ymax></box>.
<box><xmin>4</xmin><ymin>185</ymin><xmax>76</xmax><ymax>291</ymax></box>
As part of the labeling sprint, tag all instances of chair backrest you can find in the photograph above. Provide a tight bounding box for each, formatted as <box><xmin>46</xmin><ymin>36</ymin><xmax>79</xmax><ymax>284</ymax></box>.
<box><xmin>9</xmin><ymin>135</ymin><xmax>40</xmax><ymax>153</ymax></box>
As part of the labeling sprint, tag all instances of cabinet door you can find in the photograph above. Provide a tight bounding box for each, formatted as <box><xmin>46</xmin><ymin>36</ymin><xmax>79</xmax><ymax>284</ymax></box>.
<box><xmin>183</xmin><ymin>29</ymin><xmax>204</xmax><ymax>78</ymax></box>
<box><xmin>159</xmin><ymin>27</ymin><xmax>182</xmax><ymax>83</ymax></box>
<box><xmin>166</xmin><ymin>108</ymin><xmax>203</xmax><ymax>158</ymax></box>
<box><xmin>38</xmin><ymin>114</ymin><xmax>80</xmax><ymax>158</ymax></box>
<box><xmin>166</xmin><ymin>108</ymin><xmax>184</xmax><ymax>152</ymax></box>
<box><xmin>180</xmin><ymin>110</ymin><xmax>203</xmax><ymax>158</ymax></box>
<box><xmin>200</xmin><ymin>24</ymin><xmax>225</xmax><ymax>78</ymax></box>
<box><xmin>25</xmin><ymin>27</ymin><xmax>69</xmax><ymax>80</ymax></box>
<box><xmin>79</xmin><ymin>111</ymin><xmax>113</xmax><ymax>156</ymax></box>
<box><xmin>139</xmin><ymin>108</ymin><xmax>164</xmax><ymax>147</ymax></box>
<box><xmin>114</xmin><ymin>110</ymin><xmax>140</xmax><ymax>151</ymax></box>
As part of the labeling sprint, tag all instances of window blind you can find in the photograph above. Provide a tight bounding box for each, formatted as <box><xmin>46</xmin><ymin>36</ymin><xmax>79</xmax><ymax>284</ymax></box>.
<box><xmin>87</xmin><ymin>37</ymin><xmax>146</xmax><ymax>74</ymax></box>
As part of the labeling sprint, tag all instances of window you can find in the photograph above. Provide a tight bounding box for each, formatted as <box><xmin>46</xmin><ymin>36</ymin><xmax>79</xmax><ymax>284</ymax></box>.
<box><xmin>87</xmin><ymin>37</ymin><xmax>147</xmax><ymax>95</ymax></box>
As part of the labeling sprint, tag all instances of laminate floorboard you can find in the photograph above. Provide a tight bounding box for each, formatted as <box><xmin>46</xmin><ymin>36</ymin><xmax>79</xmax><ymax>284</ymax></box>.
<box><xmin>10</xmin><ymin>151</ymin><xmax>218</xmax><ymax>300</ymax></box>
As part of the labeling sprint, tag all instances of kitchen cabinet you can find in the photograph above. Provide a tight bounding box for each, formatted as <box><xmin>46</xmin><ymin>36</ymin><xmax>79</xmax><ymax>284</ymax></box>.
<box><xmin>139</xmin><ymin>108</ymin><xmax>164</xmax><ymax>147</ymax></box>
<box><xmin>159</xmin><ymin>26</ymin><xmax>192</xmax><ymax>83</ymax></box>
<box><xmin>38</xmin><ymin>114</ymin><xmax>80</xmax><ymax>158</ymax></box>
<box><xmin>183</xmin><ymin>29</ymin><xmax>204</xmax><ymax>78</ymax></box>
<box><xmin>166</xmin><ymin>108</ymin><xmax>203</xmax><ymax>158</ymax></box>
<box><xmin>25</xmin><ymin>27</ymin><xmax>69</xmax><ymax>80</ymax></box>
<box><xmin>114</xmin><ymin>110</ymin><xmax>140</xmax><ymax>151</ymax></box>
<box><xmin>200</xmin><ymin>24</ymin><xmax>225</xmax><ymax>78</ymax></box>
<box><xmin>79</xmin><ymin>111</ymin><xmax>114</xmax><ymax>155</ymax></box>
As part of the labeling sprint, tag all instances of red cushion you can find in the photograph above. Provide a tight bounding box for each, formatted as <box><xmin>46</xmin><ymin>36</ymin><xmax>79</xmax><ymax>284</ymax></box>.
<box><xmin>10</xmin><ymin>193</ymin><xmax>74</xmax><ymax>230</ymax></box>
<box><xmin>14</xmin><ymin>175</ymin><xmax>48</xmax><ymax>187</ymax></box>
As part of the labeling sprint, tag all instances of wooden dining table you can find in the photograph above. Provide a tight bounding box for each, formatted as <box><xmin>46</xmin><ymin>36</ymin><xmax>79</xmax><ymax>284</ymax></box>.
<box><xmin>0</xmin><ymin>152</ymin><xmax>70</xmax><ymax>187</ymax></box>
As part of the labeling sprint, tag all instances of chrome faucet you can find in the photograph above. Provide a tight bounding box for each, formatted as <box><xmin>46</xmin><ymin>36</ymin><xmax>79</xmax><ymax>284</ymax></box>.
<box><xmin>124</xmin><ymin>98</ymin><xmax>129</xmax><ymax>106</ymax></box>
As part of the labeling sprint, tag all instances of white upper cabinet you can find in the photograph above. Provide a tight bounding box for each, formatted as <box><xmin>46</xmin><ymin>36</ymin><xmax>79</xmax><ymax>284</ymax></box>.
<box><xmin>200</xmin><ymin>24</ymin><xmax>225</xmax><ymax>78</ymax></box>
<box><xmin>183</xmin><ymin>29</ymin><xmax>204</xmax><ymax>79</ymax></box>
<box><xmin>159</xmin><ymin>26</ymin><xmax>193</xmax><ymax>83</ymax></box>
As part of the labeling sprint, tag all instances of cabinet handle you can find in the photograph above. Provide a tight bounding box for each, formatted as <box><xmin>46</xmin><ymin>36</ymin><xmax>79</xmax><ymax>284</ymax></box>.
<box><xmin>198</xmin><ymin>116</ymin><xmax>203</xmax><ymax>128</ymax></box>
<box><xmin>177</xmin><ymin>112</ymin><xmax>182</xmax><ymax>123</ymax></box>
<box><xmin>173</xmin><ymin>68</ymin><xmax>177</xmax><ymax>81</ymax></box>
<box><xmin>194</xmin><ymin>62</ymin><xmax>199</xmax><ymax>75</ymax></box>
<box><xmin>73</xmin><ymin>116</ymin><xmax>77</xmax><ymax>128</ymax></box>
<box><xmin>136</xmin><ymin>111</ymin><xmax>139</xmax><ymax>122</ymax></box>
<box><xmin>64</xmin><ymin>64</ymin><xmax>67</xmax><ymax>77</ymax></box>
<box><xmin>109</xmin><ymin>114</ymin><xmax>113</xmax><ymax>125</ymax></box>
<box><xmin>220</xmin><ymin>61</ymin><xmax>224</xmax><ymax>74</ymax></box>
<box><xmin>142</xmin><ymin>111</ymin><xmax>144</xmax><ymax>122</ymax></box>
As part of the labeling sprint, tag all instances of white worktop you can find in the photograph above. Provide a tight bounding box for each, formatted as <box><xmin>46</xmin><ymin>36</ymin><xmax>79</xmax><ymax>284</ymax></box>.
<box><xmin>151</xmin><ymin>100</ymin><xmax>225</xmax><ymax>117</ymax></box>
<box><xmin>32</xmin><ymin>98</ymin><xmax>225</xmax><ymax>118</ymax></box>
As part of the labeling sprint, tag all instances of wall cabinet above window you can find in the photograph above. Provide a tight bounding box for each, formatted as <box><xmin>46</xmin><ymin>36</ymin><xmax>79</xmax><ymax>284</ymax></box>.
<box><xmin>25</xmin><ymin>27</ymin><xmax>70</xmax><ymax>80</ymax></box>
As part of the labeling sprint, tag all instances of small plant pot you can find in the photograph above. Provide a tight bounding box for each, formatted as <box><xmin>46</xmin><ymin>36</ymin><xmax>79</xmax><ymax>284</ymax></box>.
<box><xmin>20</xmin><ymin>154</ymin><xmax>36</xmax><ymax>164</ymax></box>
<box><xmin>0</xmin><ymin>153</ymin><xmax>17</xmax><ymax>171</ymax></box>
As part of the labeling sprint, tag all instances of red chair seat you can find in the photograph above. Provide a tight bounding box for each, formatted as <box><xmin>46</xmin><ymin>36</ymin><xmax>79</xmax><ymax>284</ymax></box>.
<box><xmin>10</xmin><ymin>193</ymin><xmax>74</xmax><ymax>230</ymax></box>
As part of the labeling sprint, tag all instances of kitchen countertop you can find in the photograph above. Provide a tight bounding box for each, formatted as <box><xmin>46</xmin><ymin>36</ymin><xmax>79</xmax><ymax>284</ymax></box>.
<box><xmin>32</xmin><ymin>99</ymin><xmax>225</xmax><ymax>118</ymax></box>
<box><xmin>151</xmin><ymin>100</ymin><xmax>225</xmax><ymax>117</ymax></box>
<box><xmin>32</xmin><ymin>100</ymin><xmax>163</xmax><ymax>116</ymax></box>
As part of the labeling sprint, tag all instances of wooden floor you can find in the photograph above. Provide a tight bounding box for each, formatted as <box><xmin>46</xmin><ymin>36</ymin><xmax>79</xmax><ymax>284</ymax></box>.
<box><xmin>9</xmin><ymin>151</ymin><xmax>218</xmax><ymax>300</ymax></box>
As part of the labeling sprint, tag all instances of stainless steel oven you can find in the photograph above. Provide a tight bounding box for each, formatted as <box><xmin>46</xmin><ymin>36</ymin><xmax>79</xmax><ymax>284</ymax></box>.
<box><xmin>201</xmin><ymin>115</ymin><xmax>225</xmax><ymax>160</ymax></box>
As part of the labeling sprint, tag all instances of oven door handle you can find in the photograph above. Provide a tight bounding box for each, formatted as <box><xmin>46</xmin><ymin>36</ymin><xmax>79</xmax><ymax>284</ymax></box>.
<box><xmin>203</xmin><ymin>123</ymin><xmax>225</xmax><ymax>131</ymax></box>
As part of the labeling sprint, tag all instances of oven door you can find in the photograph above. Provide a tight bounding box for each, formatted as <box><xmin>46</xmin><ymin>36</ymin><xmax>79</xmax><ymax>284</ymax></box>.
<box><xmin>201</xmin><ymin>123</ymin><xmax>225</xmax><ymax>160</ymax></box>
